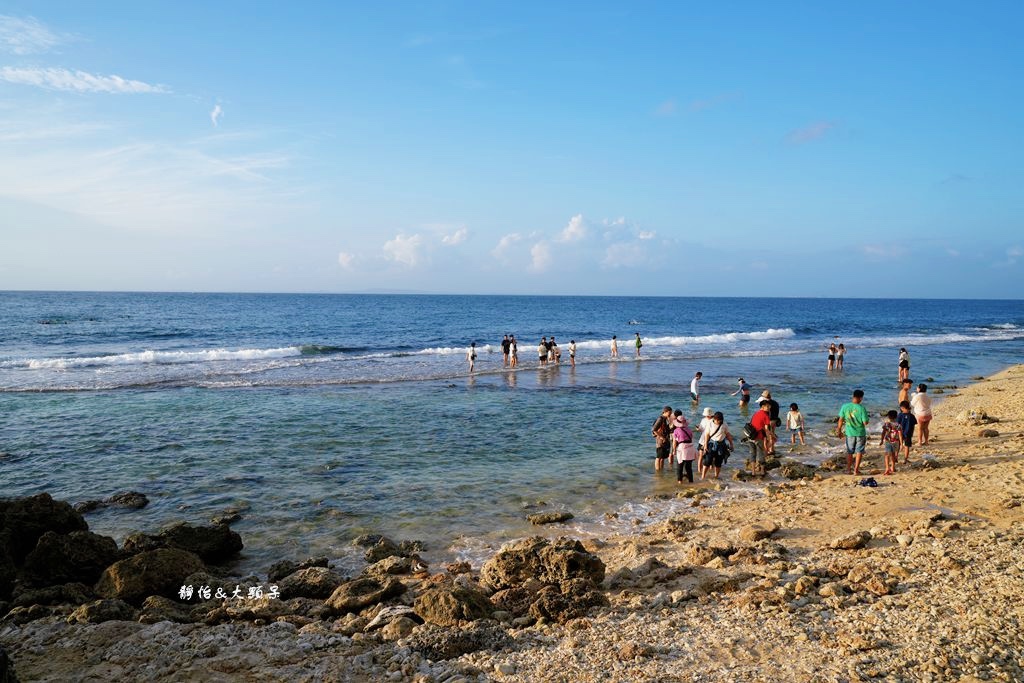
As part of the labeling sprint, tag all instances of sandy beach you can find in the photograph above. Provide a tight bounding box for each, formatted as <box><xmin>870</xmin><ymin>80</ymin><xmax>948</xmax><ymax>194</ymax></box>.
<box><xmin>2</xmin><ymin>366</ymin><xmax>1023</xmax><ymax>682</ymax></box>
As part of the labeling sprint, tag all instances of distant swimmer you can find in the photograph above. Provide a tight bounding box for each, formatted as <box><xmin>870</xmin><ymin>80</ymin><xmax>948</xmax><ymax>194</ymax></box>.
<box><xmin>610</xmin><ymin>335</ymin><xmax>618</xmax><ymax>358</ymax></box>
<box><xmin>634</xmin><ymin>332</ymin><xmax>642</xmax><ymax>359</ymax></box>
<box><xmin>467</xmin><ymin>342</ymin><xmax>477</xmax><ymax>373</ymax></box>
<box><xmin>628</xmin><ymin>319</ymin><xmax>642</xmax><ymax>325</ymax></box>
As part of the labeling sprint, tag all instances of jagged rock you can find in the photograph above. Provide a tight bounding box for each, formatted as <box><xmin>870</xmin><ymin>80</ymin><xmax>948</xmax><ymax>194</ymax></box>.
<box><xmin>155</xmin><ymin>522</ymin><xmax>243</xmax><ymax>565</ymax></box>
<box><xmin>363</xmin><ymin>555</ymin><xmax>414</xmax><ymax>580</ymax></box>
<box><xmin>656</xmin><ymin>517</ymin><xmax>696</xmax><ymax>539</ymax></box>
<box><xmin>200</xmin><ymin>596</ymin><xmax>292</xmax><ymax>624</ymax></box>
<box><xmin>138</xmin><ymin>595</ymin><xmax>197</xmax><ymax>624</ymax></box>
<box><xmin>67</xmin><ymin>598</ymin><xmax>139</xmax><ymax>624</ymax></box>
<box><xmin>95</xmin><ymin>548</ymin><xmax>205</xmax><ymax>606</ymax></box>
<box><xmin>210</xmin><ymin>511</ymin><xmax>242</xmax><ymax>526</ymax></box>
<box><xmin>779</xmin><ymin>462</ymin><xmax>817</xmax><ymax>480</ymax></box>
<box><xmin>830</xmin><ymin>531</ymin><xmax>872</xmax><ymax>550</ymax></box>
<box><xmin>0</xmin><ymin>642</ymin><xmax>15</xmax><ymax>683</ymax></box>
<box><xmin>414</xmin><ymin>583</ymin><xmax>493</xmax><ymax>626</ymax></box>
<box><xmin>738</xmin><ymin>522</ymin><xmax>779</xmax><ymax>543</ymax></box>
<box><xmin>0</xmin><ymin>494</ymin><xmax>89</xmax><ymax>562</ymax></box>
<box><xmin>277</xmin><ymin>566</ymin><xmax>346</xmax><ymax>600</ymax></box>
<box><xmin>381</xmin><ymin>615</ymin><xmax>417</xmax><ymax>641</ymax></box>
<box><xmin>12</xmin><ymin>582</ymin><xmax>93</xmax><ymax>608</ymax></box>
<box><xmin>106</xmin><ymin>492</ymin><xmax>149</xmax><ymax>509</ymax></box>
<box><xmin>490</xmin><ymin>583</ymin><xmax>542</xmax><ymax>616</ymax></box>
<box><xmin>527</xmin><ymin>511</ymin><xmax>574</xmax><ymax>525</ymax></box>
<box><xmin>121</xmin><ymin>532</ymin><xmax>164</xmax><ymax>556</ymax></box>
<box><xmin>405</xmin><ymin>622</ymin><xmax>512</xmax><ymax>661</ymax></box>
<box><xmin>21</xmin><ymin>530</ymin><xmax>119</xmax><ymax>588</ymax></box>
<box><xmin>324</xmin><ymin>577</ymin><xmax>405</xmax><ymax>614</ymax></box>
<box><xmin>364</xmin><ymin>604</ymin><xmax>419</xmax><ymax>630</ymax></box>
<box><xmin>480</xmin><ymin>537</ymin><xmax>605</xmax><ymax>591</ymax></box>
<box><xmin>398</xmin><ymin>540</ymin><xmax>426</xmax><ymax>555</ymax></box>
<box><xmin>266</xmin><ymin>556</ymin><xmax>329</xmax><ymax>583</ymax></box>
<box><xmin>978</xmin><ymin>429</ymin><xmax>999</xmax><ymax>438</ymax></box>
<box><xmin>446</xmin><ymin>561</ymin><xmax>472</xmax><ymax>574</ymax></box>
<box><xmin>528</xmin><ymin>578</ymin><xmax>609</xmax><ymax>624</ymax></box>
<box><xmin>363</xmin><ymin>537</ymin><xmax>402</xmax><ymax>563</ymax></box>
<box><xmin>2</xmin><ymin>604</ymin><xmax>55</xmax><ymax>625</ymax></box>
<box><xmin>817</xmin><ymin>455</ymin><xmax>846</xmax><ymax>472</ymax></box>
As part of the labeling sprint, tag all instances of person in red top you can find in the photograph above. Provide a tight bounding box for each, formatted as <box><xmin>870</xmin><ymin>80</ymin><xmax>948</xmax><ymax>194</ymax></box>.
<box><xmin>748</xmin><ymin>401</ymin><xmax>773</xmax><ymax>475</ymax></box>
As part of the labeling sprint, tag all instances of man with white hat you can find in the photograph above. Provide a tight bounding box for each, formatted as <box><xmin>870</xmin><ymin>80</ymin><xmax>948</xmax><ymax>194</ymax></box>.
<box><xmin>696</xmin><ymin>407</ymin><xmax>716</xmax><ymax>478</ymax></box>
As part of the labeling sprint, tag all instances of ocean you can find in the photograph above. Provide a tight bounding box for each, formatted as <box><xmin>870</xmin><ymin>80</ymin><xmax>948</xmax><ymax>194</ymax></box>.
<box><xmin>1</xmin><ymin>292</ymin><xmax>1022</xmax><ymax>574</ymax></box>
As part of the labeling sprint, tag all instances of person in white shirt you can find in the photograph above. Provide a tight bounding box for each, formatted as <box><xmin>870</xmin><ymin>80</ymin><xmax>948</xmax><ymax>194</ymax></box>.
<box><xmin>690</xmin><ymin>372</ymin><xmax>702</xmax><ymax>402</ymax></box>
<box><xmin>910</xmin><ymin>383</ymin><xmax>933</xmax><ymax>445</ymax></box>
<box><xmin>568</xmin><ymin>340</ymin><xmax>577</xmax><ymax>367</ymax></box>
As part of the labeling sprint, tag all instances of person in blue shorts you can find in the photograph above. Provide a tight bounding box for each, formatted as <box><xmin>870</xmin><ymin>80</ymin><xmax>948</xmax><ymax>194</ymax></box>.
<box><xmin>837</xmin><ymin>389</ymin><xmax>870</xmax><ymax>475</ymax></box>
<box><xmin>896</xmin><ymin>400</ymin><xmax>917</xmax><ymax>465</ymax></box>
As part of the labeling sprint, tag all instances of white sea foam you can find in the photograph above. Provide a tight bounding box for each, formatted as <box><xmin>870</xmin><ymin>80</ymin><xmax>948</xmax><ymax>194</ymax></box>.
<box><xmin>7</xmin><ymin>346</ymin><xmax>304</xmax><ymax>370</ymax></box>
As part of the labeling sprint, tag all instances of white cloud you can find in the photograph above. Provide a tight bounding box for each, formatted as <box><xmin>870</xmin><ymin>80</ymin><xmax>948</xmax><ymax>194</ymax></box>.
<box><xmin>787</xmin><ymin>121</ymin><xmax>834</xmax><ymax>145</ymax></box>
<box><xmin>441</xmin><ymin>227</ymin><xmax>468</xmax><ymax>245</ymax></box>
<box><xmin>637</xmin><ymin>230</ymin><xmax>655</xmax><ymax>240</ymax></box>
<box><xmin>529</xmin><ymin>241</ymin><xmax>552</xmax><ymax>272</ymax></box>
<box><xmin>382</xmin><ymin>233</ymin><xmax>423</xmax><ymax>267</ymax></box>
<box><xmin>0</xmin><ymin>66</ymin><xmax>168</xmax><ymax>94</ymax></box>
<box><xmin>557</xmin><ymin>213</ymin><xmax>587</xmax><ymax>242</ymax></box>
<box><xmin>338</xmin><ymin>252</ymin><xmax>356</xmax><ymax>269</ymax></box>
<box><xmin>491</xmin><ymin>232</ymin><xmax>521</xmax><ymax>259</ymax></box>
<box><xmin>602</xmin><ymin>242</ymin><xmax>647</xmax><ymax>269</ymax></box>
<box><xmin>0</xmin><ymin>15</ymin><xmax>61</xmax><ymax>55</ymax></box>
<box><xmin>210</xmin><ymin>104</ymin><xmax>223</xmax><ymax>127</ymax></box>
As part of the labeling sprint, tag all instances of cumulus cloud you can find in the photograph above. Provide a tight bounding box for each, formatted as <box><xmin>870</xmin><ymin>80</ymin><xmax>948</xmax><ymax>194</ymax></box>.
<box><xmin>337</xmin><ymin>252</ymin><xmax>356</xmax><ymax>269</ymax></box>
<box><xmin>441</xmin><ymin>227</ymin><xmax>468</xmax><ymax>245</ymax></box>
<box><xmin>787</xmin><ymin>121</ymin><xmax>834</xmax><ymax>145</ymax></box>
<box><xmin>557</xmin><ymin>214</ymin><xmax>587</xmax><ymax>243</ymax></box>
<box><xmin>210</xmin><ymin>104</ymin><xmax>223</xmax><ymax>127</ymax></box>
<box><xmin>0</xmin><ymin>15</ymin><xmax>61</xmax><ymax>55</ymax></box>
<box><xmin>0</xmin><ymin>66</ymin><xmax>168</xmax><ymax>94</ymax></box>
<box><xmin>382</xmin><ymin>233</ymin><xmax>423</xmax><ymax>267</ymax></box>
<box><xmin>602</xmin><ymin>242</ymin><xmax>648</xmax><ymax>269</ymax></box>
<box><xmin>637</xmin><ymin>230</ymin><xmax>655</xmax><ymax>240</ymax></box>
<box><xmin>529</xmin><ymin>241</ymin><xmax>552</xmax><ymax>272</ymax></box>
<box><xmin>491</xmin><ymin>232</ymin><xmax>522</xmax><ymax>259</ymax></box>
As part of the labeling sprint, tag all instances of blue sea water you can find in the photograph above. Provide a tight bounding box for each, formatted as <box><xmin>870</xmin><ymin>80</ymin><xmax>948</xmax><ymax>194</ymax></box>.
<box><xmin>1</xmin><ymin>292</ymin><xmax>1023</xmax><ymax>574</ymax></box>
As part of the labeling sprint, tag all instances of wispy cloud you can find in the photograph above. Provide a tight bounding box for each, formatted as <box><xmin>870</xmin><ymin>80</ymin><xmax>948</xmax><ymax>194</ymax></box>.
<box><xmin>0</xmin><ymin>66</ymin><xmax>168</xmax><ymax>94</ymax></box>
<box><xmin>787</xmin><ymin>121</ymin><xmax>834</xmax><ymax>145</ymax></box>
<box><xmin>491</xmin><ymin>232</ymin><xmax>522</xmax><ymax>261</ymax></box>
<box><xmin>689</xmin><ymin>92</ymin><xmax>740</xmax><ymax>112</ymax></box>
<box><xmin>861</xmin><ymin>244</ymin><xmax>906</xmax><ymax>261</ymax></box>
<box><xmin>382</xmin><ymin>233</ymin><xmax>424</xmax><ymax>267</ymax></box>
<box><xmin>210</xmin><ymin>104</ymin><xmax>223</xmax><ymax>127</ymax></box>
<box><xmin>654</xmin><ymin>99</ymin><xmax>677</xmax><ymax>117</ymax></box>
<box><xmin>1001</xmin><ymin>245</ymin><xmax>1023</xmax><ymax>267</ymax></box>
<box><xmin>337</xmin><ymin>252</ymin><xmax>356</xmax><ymax>269</ymax></box>
<box><xmin>0</xmin><ymin>15</ymin><xmax>61</xmax><ymax>55</ymax></box>
<box><xmin>441</xmin><ymin>227</ymin><xmax>468</xmax><ymax>245</ymax></box>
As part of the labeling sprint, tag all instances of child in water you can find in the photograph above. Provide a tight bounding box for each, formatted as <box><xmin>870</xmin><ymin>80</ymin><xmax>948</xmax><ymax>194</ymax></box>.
<box><xmin>786</xmin><ymin>403</ymin><xmax>805</xmax><ymax>446</ymax></box>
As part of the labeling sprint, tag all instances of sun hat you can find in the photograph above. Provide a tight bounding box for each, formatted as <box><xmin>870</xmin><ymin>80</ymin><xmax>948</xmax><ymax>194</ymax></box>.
<box><xmin>702</xmin><ymin>407</ymin><xmax>714</xmax><ymax>417</ymax></box>
<box><xmin>673</xmin><ymin>416</ymin><xmax>689</xmax><ymax>428</ymax></box>
<box><xmin>760</xmin><ymin>390</ymin><xmax>771</xmax><ymax>399</ymax></box>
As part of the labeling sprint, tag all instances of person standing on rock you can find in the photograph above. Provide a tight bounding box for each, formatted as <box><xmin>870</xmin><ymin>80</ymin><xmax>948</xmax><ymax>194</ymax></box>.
<box><xmin>652</xmin><ymin>406</ymin><xmax>673</xmax><ymax>472</ymax></box>
<box><xmin>748</xmin><ymin>400</ymin><xmax>773</xmax><ymax>476</ymax></box>
<box><xmin>837</xmin><ymin>389</ymin><xmax>870</xmax><ymax>475</ymax></box>
<box><xmin>910</xmin><ymin>383</ymin><xmax>933</xmax><ymax>446</ymax></box>
<box><xmin>898</xmin><ymin>348</ymin><xmax>911</xmax><ymax>383</ymax></box>
<box><xmin>757</xmin><ymin>390</ymin><xmax>780</xmax><ymax>456</ymax></box>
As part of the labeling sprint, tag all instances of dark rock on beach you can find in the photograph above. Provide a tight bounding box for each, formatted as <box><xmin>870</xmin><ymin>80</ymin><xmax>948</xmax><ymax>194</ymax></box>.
<box><xmin>266</xmin><ymin>556</ymin><xmax>329</xmax><ymax>583</ymax></box>
<box><xmin>0</xmin><ymin>493</ymin><xmax>87</xmax><ymax>566</ymax></box>
<box><xmin>277</xmin><ymin>566</ymin><xmax>347</xmax><ymax>600</ymax></box>
<box><xmin>405</xmin><ymin>622</ymin><xmax>512</xmax><ymax>661</ymax></box>
<box><xmin>324</xmin><ymin>577</ymin><xmax>405</xmax><ymax>614</ymax></box>
<box><xmin>480</xmin><ymin>537</ymin><xmax>606</xmax><ymax>591</ymax></box>
<box><xmin>529</xmin><ymin>578</ymin><xmax>609</xmax><ymax>624</ymax></box>
<box><xmin>138</xmin><ymin>595</ymin><xmax>197</xmax><ymax>624</ymax></box>
<box><xmin>527</xmin><ymin>511</ymin><xmax>574</xmax><ymax>525</ymax></box>
<box><xmin>95</xmin><ymin>548</ymin><xmax>205</xmax><ymax>606</ymax></box>
<box><xmin>779</xmin><ymin>461</ymin><xmax>817</xmax><ymax>480</ymax></box>
<box><xmin>156</xmin><ymin>522</ymin><xmax>243</xmax><ymax>565</ymax></box>
<box><xmin>21</xmin><ymin>531</ymin><xmax>119</xmax><ymax>588</ymax></box>
<box><xmin>414</xmin><ymin>583</ymin><xmax>493</xmax><ymax>626</ymax></box>
<box><xmin>66</xmin><ymin>598</ymin><xmax>138</xmax><ymax>624</ymax></box>
<box><xmin>11</xmin><ymin>583</ymin><xmax>93</xmax><ymax>609</ymax></box>
<box><xmin>73</xmin><ymin>491</ymin><xmax>149</xmax><ymax>514</ymax></box>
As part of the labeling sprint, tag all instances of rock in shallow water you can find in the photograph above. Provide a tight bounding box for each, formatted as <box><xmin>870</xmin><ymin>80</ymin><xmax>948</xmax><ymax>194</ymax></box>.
<box><xmin>526</xmin><ymin>511</ymin><xmax>574</xmax><ymax>525</ymax></box>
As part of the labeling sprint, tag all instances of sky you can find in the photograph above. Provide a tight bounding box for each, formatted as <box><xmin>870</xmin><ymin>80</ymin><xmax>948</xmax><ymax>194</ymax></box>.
<box><xmin>0</xmin><ymin>2</ymin><xmax>1022</xmax><ymax>297</ymax></box>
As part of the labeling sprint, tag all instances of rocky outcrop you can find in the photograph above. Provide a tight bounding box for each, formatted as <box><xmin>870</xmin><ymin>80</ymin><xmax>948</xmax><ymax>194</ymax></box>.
<box><xmin>74</xmin><ymin>491</ymin><xmax>149</xmax><ymax>513</ymax></box>
<box><xmin>155</xmin><ymin>523</ymin><xmax>243</xmax><ymax>565</ymax></box>
<box><xmin>266</xmin><ymin>557</ymin><xmax>329</xmax><ymax>583</ymax></box>
<box><xmin>527</xmin><ymin>511</ymin><xmax>574</xmax><ymax>525</ymax></box>
<box><xmin>21</xmin><ymin>531</ymin><xmax>119</xmax><ymax>587</ymax></box>
<box><xmin>405</xmin><ymin>622</ymin><xmax>512</xmax><ymax>661</ymax></box>
<box><xmin>95</xmin><ymin>548</ymin><xmax>204</xmax><ymax>606</ymax></box>
<box><xmin>0</xmin><ymin>494</ymin><xmax>87</xmax><ymax>599</ymax></box>
<box><xmin>277</xmin><ymin>566</ymin><xmax>346</xmax><ymax>600</ymax></box>
<box><xmin>66</xmin><ymin>598</ymin><xmax>139</xmax><ymax>624</ymax></box>
<box><xmin>480</xmin><ymin>537</ymin><xmax>605</xmax><ymax>591</ymax></box>
<box><xmin>779</xmin><ymin>461</ymin><xmax>817</xmax><ymax>480</ymax></box>
<box><xmin>528</xmin><ymin>578</ymin><xmax>609</xmax><ymax>624</ymax></box>
<box><xmin>11</xmin><ymin>583</ymin><xmax>93</xmax><ymax>608</ymax></box>
<box><xmin>324</xmin><ymin>577</ymin><xmax>405</xmax><ymax>615</ymax></box>
<box><xmin>829</xmin><ymin>530</ymin><xmax>872</xmax><ymax>550</ymax></box>
<box><xmin>414</xmin><ymin>583</ymin><xmax>493</xmax><ymax>626</ymax></box>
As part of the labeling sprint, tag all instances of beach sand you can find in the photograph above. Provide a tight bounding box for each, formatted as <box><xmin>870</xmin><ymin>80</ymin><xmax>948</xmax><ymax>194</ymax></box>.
<box><xmin>2</xmin><ymin>367</ymin><xmax>1023</xmax><ymax>681</ymax></box>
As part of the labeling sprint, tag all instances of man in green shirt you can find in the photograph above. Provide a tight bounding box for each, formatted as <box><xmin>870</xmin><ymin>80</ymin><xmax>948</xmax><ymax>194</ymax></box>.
<box><xmin>837</xmin><ymin>389</ymin><xmax>870</xmax><ymax>475</ymax></box>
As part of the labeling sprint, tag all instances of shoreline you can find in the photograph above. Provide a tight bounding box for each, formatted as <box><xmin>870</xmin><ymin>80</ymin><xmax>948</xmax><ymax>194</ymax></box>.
<box><xmin>2</xmin><ymin>366</ymin><xmax>1024</xmax><ymax>681</ymax></box>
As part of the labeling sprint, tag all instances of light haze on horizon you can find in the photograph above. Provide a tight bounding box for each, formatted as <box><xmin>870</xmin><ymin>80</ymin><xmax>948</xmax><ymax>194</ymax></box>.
<box><xmin>1</xmin><ymin>2</ymin><xmax>1022</xmax><ymax>298</ymax></box>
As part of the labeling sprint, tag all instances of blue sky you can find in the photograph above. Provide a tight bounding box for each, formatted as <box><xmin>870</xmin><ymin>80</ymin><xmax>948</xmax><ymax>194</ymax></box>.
<box><xmin>1</xmin><ymin>2</ymin><xmax>1021</xmax><ymax>297</ymax></box>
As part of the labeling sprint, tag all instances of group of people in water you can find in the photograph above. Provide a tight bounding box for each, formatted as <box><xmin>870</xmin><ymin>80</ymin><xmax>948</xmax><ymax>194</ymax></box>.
<box><xmin>469</xmin><ymin>332</ymin><xmax>646</xmax><ymax>372</ymax></box>
<box><xmin>653</xmin><ymin>346</ymin><xmax>937</xmax><ymax>484</ymax></box>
